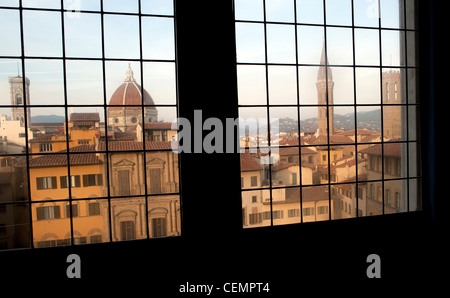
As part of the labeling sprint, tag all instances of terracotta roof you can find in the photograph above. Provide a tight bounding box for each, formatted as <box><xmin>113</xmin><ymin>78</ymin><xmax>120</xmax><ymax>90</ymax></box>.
<box><xmin>70</xmin><ymin>113</ymin><xmax>100</xmax><ymax>122</ymax></box>
<box><xmin>304</xmin><ymin>135</ymin><xmax>354</xmax><ymax>145</ymax></box>
<box><xmin>97</xmin><ymin>141</ymin><xmax>173</xmax><ymax>151</ymax></box>
<box><xmin>28</xmin><ymin>152</ymin><xmax>100</xmax><ymax>168</ymax></box>
<box><xmin>240</xmin><ymin>152</ymin><xmax>262</xmax><ymax>172</ymax></box>
<box><xmin>113</xmin><ymin>132</ymin><xmax>137</xmax><ymax>141</ymax></box>
<box><xmin>144</xmin><ymin>122</ymin><xmax>174</xmax><ymax>130</ymax></box>
<box><xmin>359</xmin><ymin>143</ymin><xmax>402</xmax><ymax>157</ymax></box>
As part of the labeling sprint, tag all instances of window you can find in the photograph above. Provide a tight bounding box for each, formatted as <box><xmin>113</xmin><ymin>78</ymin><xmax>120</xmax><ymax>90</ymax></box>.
<box><xmin>36</xmin><ymin>177</ymin><xmax>57</xmax><ymax>190</ymax></box>
<box><xmin>250</xmin><ymin>176</ymin><xmax>258</xmax><ymax>187</ymax></box>
<box><xmin>36</xmin><ymin>206</ymin><xmax>61</xmax><ymax>220</ymax></box>
<box><xmin>236</xmin><ymin>0</ymin><xmax>420</xmax><ymax>227</ymax></box>
<box><xmin>0</xmin><ymin>0</ymin><xmax>180</xmax><ymax>251</ymax></box>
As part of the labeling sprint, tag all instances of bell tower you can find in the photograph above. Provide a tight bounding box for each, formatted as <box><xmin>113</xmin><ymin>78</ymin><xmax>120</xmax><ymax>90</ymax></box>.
<box><xmin>316</xmin><ymin>42</ymin><xmax>334</xmax><ymax>136</ymax></box>
<box><xmin>8</xmin><ymin>75</ymin><xmax>30</xmax><ymax>127</ymax></box>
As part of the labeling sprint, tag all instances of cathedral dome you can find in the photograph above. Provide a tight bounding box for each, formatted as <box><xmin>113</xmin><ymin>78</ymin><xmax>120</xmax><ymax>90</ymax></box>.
<box><xmin>108</xmin><ymin>64</ymin><xmax>156</xmax><ymax>110</ymax></box>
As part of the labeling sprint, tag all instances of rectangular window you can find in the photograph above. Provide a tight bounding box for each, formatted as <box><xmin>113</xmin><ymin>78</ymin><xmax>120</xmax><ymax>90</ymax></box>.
<box><xmin>36</xmin><ymin>206</ymin><xmax>61</xmax><ymax>220</ymax></box>
<box><xmin>82</xmin><ymin>174</ymin><xmax>103</xmax><ymax>187</ymax></box>
<box><xmin>237</xmin><ymin>0</ymin><xmax>420</xmax><ymax>227</ymax></box>
<box><xmin>36</xmin><ymin>177</ymin><xmax>57</xmax><ymax>190</ymax></box>
<box><xmin>88</xmin><ymin>202</ymin><xmax>100</xmax><ymax>216</ymax></box>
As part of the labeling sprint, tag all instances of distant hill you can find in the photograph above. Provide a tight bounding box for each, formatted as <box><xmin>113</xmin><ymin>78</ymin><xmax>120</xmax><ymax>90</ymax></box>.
<box><xmin>31</xmin><ymin>115</ymin><xmax>65</xmax><ymax>123</ymax></box>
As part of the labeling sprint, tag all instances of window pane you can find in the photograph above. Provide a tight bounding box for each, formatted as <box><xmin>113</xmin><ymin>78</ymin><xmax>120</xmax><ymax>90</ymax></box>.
<box><xmin>64</xmin><ymin>12</ymin><xmax>102</xmax><ymax>58</ymax></box>
<box><xmin>354</xmin><ymin>29</ymin><xmax>380</xmax><ymax>66</ymax></box>
<box><xmin>23</xmin><ymin>0</ymin><xmax>60</xmax><ymax>9</ymax></box>
<box><xmin>103</xmin><ymin>0</ymin><xmax>138</xmax><ymax>13</ymax></box>
<box><xmin>353</xmin><ymin>0</ymin><xmax>379</xmax><ymax>28</ymax></box>
<box><xmin>326</xmin><ymin>27</ymin><xmax>353</xmax><ymax>66</ymax></box>
<box><xmin>235</xmin><ymin>0</ymin><xmax>264</xmax><ymax>22</ymax></box>
<box><xmin>104</xmin><ymin>15</ymin><xmax>140</xmax><ymax>59</ymax></box>
<box><xmin>296</xmin><ymin>0</ymin><xmax>324</xmax><ymax>24</ymax></box>
<box><xmin>73</xmin><ymin>199</ymin><xmax>110</xmax><ymax>244</ymax></box>
<box><xmin>0</xmin><ymin>203</ymin><xmax>31</xmax><ymax>250</ymax></box>
<box><xmin>143</xmin><ymin>62</ymin><xmax>176</xmax><ymax>105</ymax></box>
<box><xmin>236</xmin><ymin>23</ymin><xmax>265</xmax><ymax>63</ymax></box>
<box><xmin>380</xmin><ymin>0</ymin><xmax>403</xmax><ymax>29</ymax></box>
<box><xmin>268</xmin><ymin>66</ymin><xmax>297</xmax><ymax>105</ymax></box>
<box><xmin>110</xmin><ymin>197</ymin><xmax>145</xmax><ymax>242</ymax></box>
<box><xmin>242</xmin><ymin>189</ymin><xmax>271</xmax><ymax>228</ymax></box>
<box><xmin>237</xmin><ymin>65</ymin><xmax>267</xmax><ymax>106</ymax></box>
<box><xmin>142</xmin><ymin>17</ymin><xmax>175</xmax><ymax>60</ymax></box>
<box><xmin>266</xmin><ymin>24</ymin><xmax>296</xmax><ymax>64</ymax></box>
<box><xmin>23</xmin><ymin>10</ymin><xmax>62</xmax><ymax>57</ymax></box>
<box><xmin>325</xmin><ymin>0</ymin><xmax>352</xmax><ymax>26</ymax></box>
<box><xmin>147</xmin><ymin>195</ymin><xmax>181</xmax><ymax>238</ymax></box>
<box><xmin>266</xmin><ymin>0</ymin><xmax>295</xmax><ymax>23</ymax></box>
<box><xmin>0</xmin><ymin>9</ymin><xmax>21</xmax><ymax>56</ymax></box>
<box><xmin>141</xmin><ymin>0</ymin><xmax>174</xmax><ymax>15</ymax></box>
<box><xmin>66</xmin><ymin>60</ymin><xmax>104</xmax><ymax>106</ymax></box>
<box><xmin>297</xmin><ymin>25</ymin><xmax>324</xmax><ymax>65</ymax></box>
<box><xmin>302</xmin><ymin>185</ymin><xmax>329</xmax><ymax>222</ymax></box>
<box><xmin>355</xmin><ymin>68</ymin><xmax>381</xmax><ymax>104</ymax></box>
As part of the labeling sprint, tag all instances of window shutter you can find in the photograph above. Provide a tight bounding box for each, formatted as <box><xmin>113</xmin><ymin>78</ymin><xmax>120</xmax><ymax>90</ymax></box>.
<box><xmin>83</xmin><ymin>175</ymin><xmax>88</xmax><ymax>187</ymax></box>
<box><xmin>96</xmin><ymin>174</ymin><xmax>103</xmax><ymax>186</ymax></box>
<box><xmin>51</xmin><ymin>177</ymin><xmax>57</xmax><ymax>189</ymax></box>
<box><xmin>53</xmin><ymin>206</ymin><xmax>61</xmax><ymax>219</ymax></box>
<box><xmin>75</xmin><ymin>175</ymin><xmax>81</xmax><ymax>187</ymax></box>
<box><xmin>36</xmin><ymin>207</ymin><xmax>44</xmax><ymax>220</ymax></box>
<box><xmin>60</xmin><ymin>176</ymin><xmax>67</xmax><ymax>188</ymax></box>
<box><xmin>36</xmin><ymin>178</ymin><xmax>43</xmax><ymax>190</ymax></box>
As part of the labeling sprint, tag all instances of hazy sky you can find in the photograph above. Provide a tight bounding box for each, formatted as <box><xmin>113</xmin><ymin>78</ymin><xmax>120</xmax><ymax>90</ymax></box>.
<box><xmin>0</xmin><ymin>0</ymin><xmax>409</xmax><ymax>123</ymax></box>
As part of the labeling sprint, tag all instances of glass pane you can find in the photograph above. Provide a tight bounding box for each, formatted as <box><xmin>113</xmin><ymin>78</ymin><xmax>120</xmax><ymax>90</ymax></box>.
<box><xmin>0</xmin><ymin>107</ymin><xmax>28</xmax><ymax>154</ymax></box>
<box><xmin>266</xmin><ymin>24</ymin><xmax>296</xmax><ymax>64</ymax></box>
<box><xmin>235</xmin><ymin>0</ymin><xmax>264</xmax><ymax>21</ymax></box>
<box><xmin>1</xmin><ymin>0</ymin><xmax>19</xmax><ymax>7</ymax></box>
<box><xmin>242</xmin><ymin>189</ymin><xmax>271</xmax><ymax>228</ymax></box>
<box><xmin>104</xmin><ymin>15</ymin><xmax>140</xmax><ymax>59</ymax></box>
<box><xmin>365</xmin><ymin>181</ymin><xmax>383</xmax><ymax>216</ymax></box>
<box><xmin>355</xmin><ymin>68</ymin><xmax>381</xmax><ymax>104</ymax></box>
<box><xmin>0</xmin><ymin>156</ymin><xmax>28</xmax><ymax>201</ymax></box>
<box><xmin>142</xmin><ymin>17</ymin><xmax>175</xmax><ymax>60</ymax></box>
<box><xmin>103</xmin><ymin>0</ymin><xmax>138</xmax><ymax>13</ymax></box>
<box><xmin>268</xmin><ymin>66</ymin><xmax>297</xmax><ymax>105</ymax></box>
<box><xmin>72</xmin><ymin>199</ymin><xmax>110</xmax><ymax>244</ymax></box>
<box><xmin>235</xmin><ymin>22</ymin><xmax>265</xmax><ymax>63</ymax></box>
<box><xmin>64</xmin><ymin>0</ymin><xmax>100</xmax><ymax>12</ymax></box>
<box><xmin>407</xmin><ymin>68</ymin><xmax>418</xmax><ymax>103</ymax></box>
<box><xmin>326</xmin><ymin>27</ymin><xmax>353</xmax><ymax>66</ymax></box>
<box><xmin>354</xmin><ymin>29</ymin><xmax>380</xmax><ymax>66</ymax></box>
<box><xmin>298</xmin><ymin>66</ymin><xmax>320</xmax><ymax>105</ymax></box>
<box><xmin>266</xmin><ymin>0</ymin><xmax>295</xmax><ymax>23</ymax></box>
<box><xmin>332</xmin><ymin>106</ymin><xmax>355</xmax><ymax>139</ymax></box>
<box><xmin>144</xmin><ymin>106</ymin><xmax>176</xmax><ymax>142</ymax></box>
<box><xmin>408</xmin><ymin>106</ymin><xmax>418</xmax><ymax>141</ymax></box>
<box><xmin>384</xmin><ymin>179</ymin><xmax>407</xmax><ymax>214</ymax></box>
<box><xmin>302</xmin><ymin>185</ymin><xmax>329</xmax><ymax>222</ymax></box>
<box><xmin>409</xmin><ymin>178</ymin><xmax>420</xmax><ymax>211</ymax></box>
<box><xmin>296</xmin><ymin>0</ymin><xmax>324</xmax><ymax>24</ymax></box>
<box><xmin>300</xmin><ymin>107</ymin><xmax>326</xmax><ymax>143</ymax></box>
<box><xmin>110</xmin><ymin>197</ymin><xmax>146</xmax><ymax>242</ymax></box>
<box><xmin>353</xmin><ymin>0</ymin><xmax>379</xmax><ymax>28</ymax></box>
<box><xmin>69</xmin><ymin>153</ymin><xmax>105</xmax><ymax>199</ymax></box>
<box><xmin>141</xmin><ymin>0</ymin><xmax>174</xmax><ymax>15</ymax></box>
<box><xmin>380</xmin><ymin>0</ymin><xmax>403</xmax><ymax>29</ymax></box>
<box><xmin>356</xmin><ymin>106</ymin><xmax>381</xmax><ymax>138</ymax></box>
<box><xmin>108</xmin><ymin>152</ymin><xmax>145</xmax><ymax>197</ymax></box>
<box><xmin>23</xmin><ymin>10</ymin><xmax>62</xmax><ymax>57</ymax></box>
<box><xmin>0</xmin><ymin>9</ymin><xmax>21</xmax><ymax>56</ymax></box>
<box><xmin>381</xmin><ymin>30</ymin><xmax>404</xmax><ymax>67</ymax></box>
<box><xmin>332</xmin><ymin>67</ymin><xmax>354</xmax><ymax>105</ymax></box>
<box><xmin>0</xmin><ymin>203</ymin><xmax>31</xmax><ymax>250</ymax></box>
<box><xmin>105</xmin><ymin>61</ymin><xmax>142</xmax><ymax>106</ymax></box>
<box><xmin>408</xmin><ymin>142</ymin><xmax>420</xmax><ymax>177</ymax></box>
<box><xmin>239</xmin><ymin>107</ymin><xmax>269</xmax><ymax>149</ymax></box>
<box><xmin>237</xmin><ymin>65</ymin><xmax>267</xmax><ymax>106</ymax></box>
<box><xmin>0</xmin><ymin>59</ymin><xmax>23</xmax><ymax>106</ymax></box>
<box><xmin>270</xmin><ymin>107</ymin><xmax>298</xmax><ymax>144</ymax></box>
<box><xmin>32</xmin><ymin>201</ymin><xmax>72</xmax><ymax>248</ymax></box>
<box><xmin>147</xmin><ymin>194</ymin><xmax>181</xmax><ymax>238</ymax></box>
<box><xmin>406</xmin><ymin>31</ymin><xmax>418</xmax><ymax>67</ymax></box>
<box><xmin>383</xmin><ymin>142</ymin><xmax>407</xmax><ymax>178</ymax></box>
<box><xmin>383</xmin><ymin>105</ymin><xmax>406</xmax><ymax>141</ymax></box>
<box><xmin>29</xmin><ymin>107</ymin><xmax>67</xmax><ymax>154</ymax></box>
<box><xmin>66</xmin><ymin>60</ymin><xmax>104</xmax><ymax>106</ymax></box>
<box><xmin>325</xmin><ymin>0</ymin><xmax>352</xmax><ymax>26</ymax></box>
<box><xmin>297</xmin><ymin>25</ymin><xmax>324</xmax><ymax>65</ymax></box>
<box><xmin>271</xmin><ymin>187</ymin><xmax>299</xmax><ymax>225</ymax></box>
<box><xmin>68</xmin><ymin>106</ymin><xmax>103</xmax><ymax>148</ymax></box>
<box><xmin>332</xmin><ymin>183</ymin><xmax>357</xmax><ymax>219</ymax></box>
<box><xmin>24</xmin><ymin>59</ymin><xmax>65</xmax><ymax>106</ymax></box>
<box><xmin>23</xmin><ymin>0</ymin><xmax>60</xmax><ymax>9</ymax></box>
<box><xmin>405</xmin><ymin>0</ymin><xmax>417</xmax><ymax>29</ymax></box>
<box><xmin>143</xmin><ymin>62</ymin><xmax>176</xmax><ymax>105</ymax></box>
<box><xmin>64</xmin><ymin>12</ymin><xmax>102</xmax><ymax>58</ymax></box>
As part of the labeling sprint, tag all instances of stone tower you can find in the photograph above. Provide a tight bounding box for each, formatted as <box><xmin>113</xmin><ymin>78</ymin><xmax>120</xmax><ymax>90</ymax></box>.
<box><xmin>316</xmin><ymin>42</ymin><xmax>334</xmax><ymax>136</ymax></box>
<box><xmin>8</xmin><ymin>75</ymin><xmax>30</xmax><ymax>127</ymax></box>
<box><xmin>382</xmin><ymin>70</ymin><xmax>402</xmax><ymax>140</ymax></box>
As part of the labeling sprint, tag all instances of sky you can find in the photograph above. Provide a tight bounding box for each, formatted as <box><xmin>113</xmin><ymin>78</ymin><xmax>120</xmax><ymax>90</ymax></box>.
<box><xmin>0</xmin><ymin>0</ymin><xmax>412</xmax><ymax>123</ymax></box>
